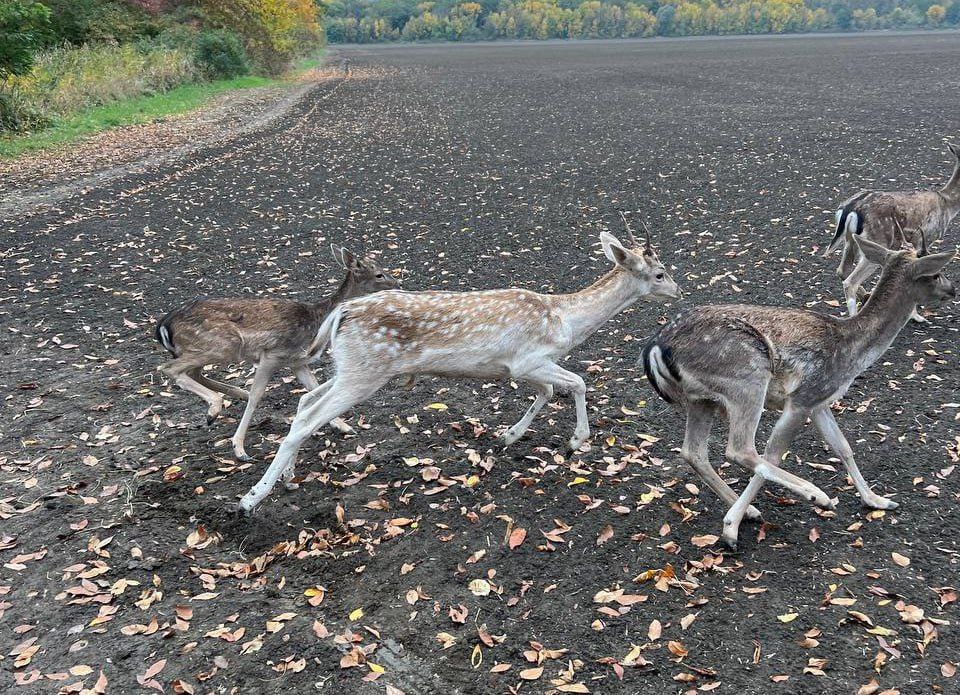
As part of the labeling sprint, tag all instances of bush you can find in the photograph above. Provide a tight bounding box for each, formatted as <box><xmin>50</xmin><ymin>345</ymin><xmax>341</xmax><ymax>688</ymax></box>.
<box><xmin>194</xmin><ymin>29</ymin><xmax>250</xmax><ymax>78</ymax></box>
<box><xmin>40</xmin><ymin>0</ymin><xmax>163</xmax><ymax>46</ymax></box>
<box><xmin>0</xmin><ymin>84</ymin><xmax>48</xmax><ymax>131</ymax></box>
<box><xmin>201</xmin><ymin>0</ymin><xmax>322</xmax><ymax>74</ymax></box>
<box><xmin>4</xmin><ymin>42</ymin><xmax>195</xmax><ymax>129</ymax></box>
<box><xmin>0</xmin><ymin>1</ymin><xmax>51</xmax><ymax>78</ymax></box>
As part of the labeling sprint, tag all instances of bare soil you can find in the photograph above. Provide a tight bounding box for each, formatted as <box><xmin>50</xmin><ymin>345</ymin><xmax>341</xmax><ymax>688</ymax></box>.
<box><xmin>1</xmin><ymin>34</ymin><xmax>959</xmax><ymax>695</ymax></box>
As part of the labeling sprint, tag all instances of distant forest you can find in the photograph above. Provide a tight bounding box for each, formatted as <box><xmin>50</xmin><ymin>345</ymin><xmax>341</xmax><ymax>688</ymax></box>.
<box><xmin>322</xmin><ymin>0</ymin><xmax>960</xmax><ymax>43</ymax></box>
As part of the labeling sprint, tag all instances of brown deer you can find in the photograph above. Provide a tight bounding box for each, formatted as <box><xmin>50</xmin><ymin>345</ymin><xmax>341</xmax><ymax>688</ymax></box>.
<box><xmin>237</xmin><ymin>216</ymin><xmax>681</xmax><ymax>514</ymax></box>
<box><xmin>644</xmin><ymin>235</ymin><xmax>955</xmax><ymax>548</ymax></box>
<box><xmin>156</xmin><ymin>246</ymin><xmax>398</xmax><ymax>460</ymax></box>
<box><xmin>824</xmin><ymin>142</ymin><xmax>960</xmax><ymax>319</ymax></box>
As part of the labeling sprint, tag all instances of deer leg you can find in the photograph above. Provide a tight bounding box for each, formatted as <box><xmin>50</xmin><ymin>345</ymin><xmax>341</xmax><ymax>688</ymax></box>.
<box><xmin>161</xmin><ymin>357</ymin><xmax>224</xmax><ymax>424</ymax></box>
<box><xmin>681</xmin><ymin>402</ymin><xmax>761</xmax><ymax>521</ymax></box>
<box><xmin>524</xmin><ymin>364</ymin><xmax>589</xmax><ymax>451</ymax></box>
<box><xmin>722</xmin><ymin>402</ymin><xmax>832</xmax><ymax>549</ymax></box>
<box><xmin>501</xmin><ymin>381</ymin><xmax>554</xmax><ymax>447</ymax></box>
<box><xmin>192</xmin><ymin>370</ymin><xmax>249</xmax><ymax>402</ymax></box>
<box><xmin>842</xmin><ymin>257</ymin><xmax>878</xmax><ymax>317</ymax></box>
<box><xmin>237</xmin><ymin>375</ymin><xmax>386</xmax><ymax>515</ymax></box>
<box><xmin>231</xmin><ymin>358</ymin><xmax>278</xmax><ymax>461</ymax></box>
<box><xmin>813</xmin><ymin>407</ymin><xmax>898</xmax><ymax>510</ymax></box>
<box><xmin>294</xmin><ymin>365</ymin><xmax>353</xmax><ymax>434</ymax></box>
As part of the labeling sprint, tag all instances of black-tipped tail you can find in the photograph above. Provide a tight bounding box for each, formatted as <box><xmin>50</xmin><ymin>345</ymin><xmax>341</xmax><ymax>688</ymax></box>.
<box><xmin>823</xmin><ymin>192</ymin><xmax>869</xmax><ymax>257</ymax></box>
<box><xmin>155</xmin><ymin>311</ymin><xmax>178</xmax><ymax>356</ymax></box>
<box><xmin>641</xmin><ymin>338</ymin><xmax>681</xmax><ymax>405</ymax></box>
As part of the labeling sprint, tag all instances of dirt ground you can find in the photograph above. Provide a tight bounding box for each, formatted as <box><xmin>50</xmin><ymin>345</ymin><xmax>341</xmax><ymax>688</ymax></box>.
<box><xmin>2</xmin><ymin>33</ymin><xmax>959</xmax><ymax>695</ymax></box>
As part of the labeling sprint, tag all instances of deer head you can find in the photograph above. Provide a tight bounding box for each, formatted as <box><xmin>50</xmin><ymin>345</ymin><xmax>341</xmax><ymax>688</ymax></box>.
<box><xmin>330</xmin><ymin>244</ymin><xmax>399</xmax><ymax>298</ymax></box>
<box><xmin>601</xmin><ymin>214</ymin><xmax>680</xmax><ymax>299</ymax></box>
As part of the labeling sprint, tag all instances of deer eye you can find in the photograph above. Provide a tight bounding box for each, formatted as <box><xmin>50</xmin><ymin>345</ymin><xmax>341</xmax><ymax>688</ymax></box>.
<box><xmin>655</xmin><ymin>273</ymin><xmax>665</xmax><ymax>281</ymax></box>
<box><xmin>376</xmin><ymin>273</ymin><xmax>384</xmax><ymax>279</ymax></box>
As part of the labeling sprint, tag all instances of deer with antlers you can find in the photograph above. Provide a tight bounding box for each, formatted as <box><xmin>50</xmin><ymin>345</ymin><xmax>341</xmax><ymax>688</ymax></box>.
<box><xmin>156</xmin><ymin>246</ymin><xmax>398</xmax><ymax>460</ymax></box>
<box><xmin>824</xmin><ymin>142</ymin><xmax>960</xmax><ymax>319</ymax></box>
<box><xmin>236</xmin><ymin>215</ymin><xmax>680</xmax><ymax>514</ymax></box>
<box><xmin>643</xmin><ymin>234</ymin><xmax>955</xmax><ymax>548</ymax></box>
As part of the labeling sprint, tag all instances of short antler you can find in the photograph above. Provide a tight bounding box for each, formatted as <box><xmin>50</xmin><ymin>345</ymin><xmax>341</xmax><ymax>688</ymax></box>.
<box><xmin>892</xmin><ymin>219</ymin><xmax>907</xmax><ymax>250</ymax></box>
<box><xmin>617</xmin><ymin>211</ymin><xmax>640</xmax><ymax>248</ymax></box>
<box><xmin>919</xmin><ymin>227</ymin><xmax>929</xmax><ymax>257</ymax></box>
<box><xmin>639</xmin><ymin>219</ymin><xmax>654</xmax><ymax>253</ymax></box>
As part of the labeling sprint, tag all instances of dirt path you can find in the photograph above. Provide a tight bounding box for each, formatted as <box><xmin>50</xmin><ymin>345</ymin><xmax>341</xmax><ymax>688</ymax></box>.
<box><xmin>1</xmin><ymin>34</ymin><xmax>958</xmax><ymax>695</ymax></box>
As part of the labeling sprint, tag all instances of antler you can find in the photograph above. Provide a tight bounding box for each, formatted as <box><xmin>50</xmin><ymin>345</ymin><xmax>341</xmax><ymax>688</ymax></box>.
<box><xmin>617</xmin><ymin>211</ymin><xmax>640</xmax><ymax>248</ymax></box>
<box><xmin>892</xmin><ymin>219</ymin><xmax>907</xmax><ymax>250</ymax></box>
<box><xmin>919</xmin><ymin>227</ymin><xmax>929</xmax><ymax>257</ymax></box>
<box><xmin>639</xmin><ymin>219</ymin><xmax>654</xmax><ymax>253</ymax></box>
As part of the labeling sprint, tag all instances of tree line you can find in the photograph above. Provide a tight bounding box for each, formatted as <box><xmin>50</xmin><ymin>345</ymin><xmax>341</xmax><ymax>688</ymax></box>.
<box><xmin>323</xmin><ymin>0</ymin><xmax>960</xmax><ymax>43</ymax></box>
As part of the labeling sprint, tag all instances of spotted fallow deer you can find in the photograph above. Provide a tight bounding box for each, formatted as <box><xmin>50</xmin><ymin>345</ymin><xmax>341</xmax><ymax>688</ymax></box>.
<box><xmin>823</xmin><ymin>142</ymin><xmax>960</xmax><ymax>319</ymax></box>
<box><xmin>643</xmin><ymin>235</ymin><xmax>955</xmax><ymax>548</ymax></box>
<box><xmin>237</xmin><ymin>215</ymin><xmax>681</xmax><ymax>514</ymax></box>
<box><xmin>156</xmin><ymin>246</ymin><xmax>398</xmax><ymax>460</ymax></box>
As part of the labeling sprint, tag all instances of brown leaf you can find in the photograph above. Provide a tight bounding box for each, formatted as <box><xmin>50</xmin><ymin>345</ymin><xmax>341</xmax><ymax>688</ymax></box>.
<box><xmin>509</xmin><ymin>528</ymin><xmax>527</xmax><ymax>549</ymax></box>
<box><xmin>648</xmin><ymin>619</ymin><xmax>662</xmax><ymax>640</ymax></box>
<box><xmin>891</xmin><ymin>552</ymin><xmax>910</xmax><ymax>567</ymax></box>
<box><xmin>597</xmin><ymin>524</ymin><xmax>614</xmax><ymax>546</ymax></box>
<box><xmin>519</xmin><ymin>666</ymin><xmax>543</xmax><ymax>680</ymax></box>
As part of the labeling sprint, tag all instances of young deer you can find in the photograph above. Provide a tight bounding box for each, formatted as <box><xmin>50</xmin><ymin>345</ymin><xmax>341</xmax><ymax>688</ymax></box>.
<box><xmin>237</xmin><ymin>217</ymin><xmax>680</xmax><ymax>514</ymax></box>
<box><xmin>156</xmin><ymin>246</ymin><xmax>399</xmax><ymax>460</ymax></box>
<box><xmin>823</xmin><ymin>142</ymin><xmax>960</xmax><ymax>318</ymax></box>
<box><xmin>643</xmin><ymin>235</ymin><xmax>955</xmax><ymax>548</ymax></box>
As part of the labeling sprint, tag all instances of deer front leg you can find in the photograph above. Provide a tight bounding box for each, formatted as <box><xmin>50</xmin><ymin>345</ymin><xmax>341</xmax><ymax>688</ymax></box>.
<box><xmin>501</xmin><ymin>382</ymin><xmax>553</xmax><ymax>447</ymax></box>
<box><xmin>231</xmin><ymin>359</ymin><xmax>277</xmax><ymax>461</ymax></box>
<box><xmin>525</xmin><ymin>364</ymin><xmax>589</xmax><ymax>451</ymax></box>
<box><xmin>813</xmin><ymin>408</ymin><xmax>898</xmax><ymax>510</ymax></box>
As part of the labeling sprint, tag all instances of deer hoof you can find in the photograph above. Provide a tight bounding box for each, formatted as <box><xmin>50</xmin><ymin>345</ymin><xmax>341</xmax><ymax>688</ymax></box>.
<box><xmin>233</xmin><ymin>504</ymin><xmax>253</xmax><ymax>519</ymax></box>
<box><xmin>722</xmin><ymin>532</ymin><xmax>738</xmax><ymax>551</ymax></box>
<box><xmin>234</xmin><ymin>451</ymin><xmax>252</xmax><ymax>462</ymax></box>
<box><xmin>283</xmin><ymin>481</ymin><xmax>300</xmax><ymax>492</ymax></box>
<box><xmin>864</xmin><ymin>495</ymin><xmax>898</xmax><ymax>510</ymax></box>
<box><xmin>745</xmin><ymin>505</ymin><xmax>762</xmax><ymax>522</ymax></box>
<box><xmin>500</xmin><ymin>431</ymin><xmax>521</xmax><ymax>447</ymax></box>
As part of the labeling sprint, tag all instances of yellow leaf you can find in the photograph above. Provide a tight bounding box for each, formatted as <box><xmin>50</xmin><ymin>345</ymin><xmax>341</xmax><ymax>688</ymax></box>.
<box><xmin>368</xmin><ymin>663</ymin><xmax>384</xmax><ymax>673</ymax></box>
<box><xmin>567</xmin><ymin>477</ymin><xmax>589</xmax><ymax>487</ymax></box>
<box><xmin>349</xmin><ymin>608</ymin><xmax>363</xmax><ymax>621</ymax></box>
<box><xmin>425</xmin><ymin>403</ymin><xmax>448</xmax><ymax>411</ymax></box>
<box><xmin>778</xmin><ymin>613</ymin><xmax>799</xmax><ymax>623</ymax></box>
<box><xmin>471</xmin><ymin>644</ymin><xmax>483</xmax><ymax>669</ymax></box>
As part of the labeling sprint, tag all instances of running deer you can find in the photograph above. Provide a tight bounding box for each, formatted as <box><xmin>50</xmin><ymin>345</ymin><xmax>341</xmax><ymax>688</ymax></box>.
<box><xmin>643</xmin><ymin>235</ymin><xmax>955</xmax><ymax>548</ymax></box>
<box><xmin>156</xmin><ymin>246</ymin><xmax>399</xmax><ymax>460</ymax></box>
<box><xmin>823</xmin><ymin>142</ymin><xmax>960</xmax><ymax>318</ymax></box>
<box><xmin>236</xmin><ymin>216</ymin><xmax>681</xmax><ymax>514</ymax></box>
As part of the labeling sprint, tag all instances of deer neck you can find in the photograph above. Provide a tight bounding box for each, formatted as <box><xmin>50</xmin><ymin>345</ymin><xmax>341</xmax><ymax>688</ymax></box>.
<box><xmin>312</xmin><ymin>274</ymin><xmax>356</xmax><ymax>318</ymax></box>
<box><xmin>940</xmin><ymin>158</ymin><xmax>960</xmax><ymax>209</ymax></box>
<box><xmin>843</xmin><ymin>269</ymin><xmax>915</xmax><ymax>368</ymax></box>
<box><xmin>553</xmin><ymin>266</ymin><xmax>644</xmax><ymax>346</ymax></box>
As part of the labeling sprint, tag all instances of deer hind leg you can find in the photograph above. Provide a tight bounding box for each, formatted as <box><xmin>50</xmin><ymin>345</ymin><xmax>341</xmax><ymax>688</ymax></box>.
<box><xmin>722</xmin><ymin>401</ymin><xmax>832</xmax><ymax>549</ymax></box>
<box><xmin>681</xmin><ymin>402</ymin><xmax>761</xmax><ymax>522</ymax></box>
<box><xmin>501</xmin><ymin>381</ymin><xmax>554</xmax><ymax>447</ymax></box>
<box><xmin>813</xmin><ymin>407</ymin><xmax>898</xmax><ymax>510</ymax></box>
<box><xmin>842</xmin><ymin>256</ymin><xmax>878</xmax><ymax>317</ymax></box>
<box><xmin>192</xmin><ymin>370</ymin><xmax>249</xmax><ymax>402</ymax></box>
<box><xmin>161</xmin><ymin>356</ymin><xmax>224</xmax><ymax>424</ymax></box>
<box><xmin>237</xmin><ymin>374</ymin><xmax>387</xmax><ymax>515</ymax></box>
<box><xmin>293</xmin><ymin>364</ymin><xmax>353</xmax><ymax>434</ymax></box>
<box><xmin>523</xmin><ymin>363</ymin><xmax>589</xmax><ymax>451</ymax></box>
<box><xmin>231</xmin><ymin>358</ymin><xmax>279</xmax><ymax>461</ymax></box>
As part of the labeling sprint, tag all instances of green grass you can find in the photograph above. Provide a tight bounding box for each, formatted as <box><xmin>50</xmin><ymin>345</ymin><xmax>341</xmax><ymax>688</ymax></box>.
<box><xmin>0</xmin><ymin>49</ymin><xmax>325</xmax><ymax>160</ymax></box>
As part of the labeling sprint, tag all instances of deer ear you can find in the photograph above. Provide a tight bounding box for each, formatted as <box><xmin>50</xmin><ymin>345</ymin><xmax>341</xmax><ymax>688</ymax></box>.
<box><xmin>949</xmin><ymin>142</ymin><xmax>960</xmax><ymax>159</ymax></box>
<box><xmin>911</xmin><ymin>250</ymin><xmax>955</xmax><ymax>278</ymax></box>
<box><xmin>330</xmin><ymin>244</ymin><xmax>346</xmax><ymax>268</ymax></box>
<box><xmin>854</xmin><ymin>235</ymin><xmax>892</xmax><ymax>266</ymax></box>
<box><xmin>340</xmin><ymin>247</ymin><xmax>360</xmax><ymax>270</ymax></box>
<box><xmin>600</xmin><ymin>232</ymin><xmax>631</xmax><ymax>267</ymax></box>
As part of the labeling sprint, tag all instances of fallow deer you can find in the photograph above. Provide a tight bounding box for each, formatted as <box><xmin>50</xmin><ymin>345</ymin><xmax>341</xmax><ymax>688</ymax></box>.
<box><xmin>823</xmin><ymin>142</ymin><xmax>960</xmax><ymax>318</ymax></box>
<box><xmin>156</xmin><ymin>246</ymin><xmax>398</xmax><ymax>460</ymax></box>
<box><xmin>237</xmin><ymin>216</ymin><xmax>680</xmax><ymax>514</ymax></box>
<box><xmin>644</xmin><ymin>235</ymin><xmax>955</xmax><ymax>548</ymax></box>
